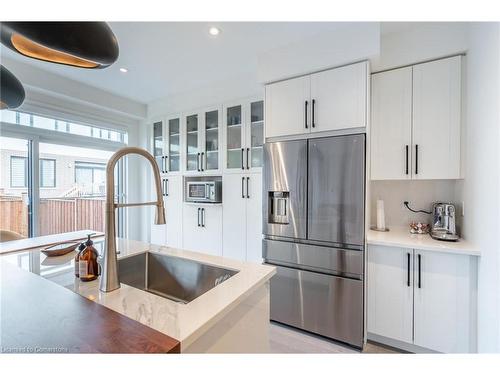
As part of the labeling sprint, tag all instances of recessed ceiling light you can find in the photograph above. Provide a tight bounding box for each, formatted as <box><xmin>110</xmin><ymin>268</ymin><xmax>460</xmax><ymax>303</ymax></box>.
<box><xmin>119</xmin><ymin>67</ymin><xmax>128</xmax><ymax>73</ymax></box>
<box><xmin>209</xmin><ymin>27</ymin><xmax>220</xmax><ymax>36</ymax></box>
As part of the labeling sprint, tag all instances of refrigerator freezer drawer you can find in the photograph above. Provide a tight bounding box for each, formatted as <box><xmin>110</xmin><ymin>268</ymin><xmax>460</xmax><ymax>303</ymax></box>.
<box><xmin>269</xmin><ymin>265</ymin><xmax>364</xmax><ymax>348</ymax></box>
<box><xmin>263</xmin><ymin>239</ymin><xmax>363</xmax><ymax>278</ymax></box>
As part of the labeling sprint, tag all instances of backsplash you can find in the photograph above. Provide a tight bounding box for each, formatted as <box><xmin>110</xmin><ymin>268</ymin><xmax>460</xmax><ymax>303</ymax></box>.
<box><xmin>370</xmin><ymin>180</ymin><xmax>462</xmax><ymax>231</ymax></box>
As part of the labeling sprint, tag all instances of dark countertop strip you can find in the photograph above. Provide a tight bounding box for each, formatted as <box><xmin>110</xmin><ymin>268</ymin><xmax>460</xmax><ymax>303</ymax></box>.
<box><xmin>0</xmin><ymin>262</ymin><xmax>180</xmax><ymax>354</ymax></box>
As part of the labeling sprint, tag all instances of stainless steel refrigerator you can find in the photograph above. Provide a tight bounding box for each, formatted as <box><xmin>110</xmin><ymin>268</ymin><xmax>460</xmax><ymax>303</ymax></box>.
<box><xmin>262</xmin><ymin>134</ymin><xmax>365</xmax><ymax>348</ymax></box>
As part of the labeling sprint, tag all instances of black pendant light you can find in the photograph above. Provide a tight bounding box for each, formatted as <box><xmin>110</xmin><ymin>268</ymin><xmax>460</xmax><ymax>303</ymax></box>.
<box><xmin>0</xmin><ymin>65</ymin><xmax>25</xmax><ymax>109</ymax></box>
<box><xmin>0</xmin><ymin>22</ymin><xmax>119</xmax><ymax>69</ymax></box>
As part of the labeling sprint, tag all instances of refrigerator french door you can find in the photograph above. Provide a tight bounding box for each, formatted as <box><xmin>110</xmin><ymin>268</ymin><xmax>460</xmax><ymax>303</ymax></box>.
<box><xmin>263</xmin><ymin>134</ymin><xmax>365</xmax><ymax>348</ymax></box>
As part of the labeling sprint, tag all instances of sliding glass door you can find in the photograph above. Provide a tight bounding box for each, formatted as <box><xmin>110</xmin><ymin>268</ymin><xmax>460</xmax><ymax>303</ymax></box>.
<box><xmin>37</xmin><ymin>142</ymin><xmax>117</xmax><ymax>236</ymax></box>
<box><xmin>0</xmin><ymin>136</ymin><xmax>33</xmax><ymax>240</ymax></box>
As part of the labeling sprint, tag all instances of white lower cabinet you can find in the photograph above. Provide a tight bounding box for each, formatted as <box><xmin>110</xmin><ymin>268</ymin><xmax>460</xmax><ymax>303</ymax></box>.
<box><xmin>182</xmin><ymin>204</ymin><xmax>223</xmax><ymax>256</ymax></box>
<box><xmin>413</xmin><ymin>249</ymin><xmax>473</xmax><ymax>353</ymax></box>
<box><xmin>222</xmin><ymin>172</ymin><xmax>262</xmax><ymax>262</ymax></box>
<box><xmin>368</xmin><ymin>245</ymin><xmax>475</xmax><ymax>353</ymax></box>
<box><xmin>367</xmin><ymin>245</ymin><xmax>414</xmax><ymax>344</ymax></box>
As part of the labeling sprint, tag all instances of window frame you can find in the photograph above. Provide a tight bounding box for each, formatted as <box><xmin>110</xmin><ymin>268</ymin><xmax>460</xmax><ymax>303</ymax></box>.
<box><xmin>1</xmin><ymin>109</ymin><xmax>128</xmax><ymax>144</ymax></box>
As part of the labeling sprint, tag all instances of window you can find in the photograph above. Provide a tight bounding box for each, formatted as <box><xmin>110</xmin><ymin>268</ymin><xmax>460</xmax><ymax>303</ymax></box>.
<box><xmin>40</xmin><ymin>159</ymin><xmax>56</xmax><ymax>188</ymax></box>
<box><xmin>0</xmin><ymin>109</ymin><xmax>128</xmax><ymax>143</ymax></box>
<box><xmin>10</xmin><ymin>156</ymin><xmax>28</xmax><ymax>188</ymax></box>
<box><xmin>10</xmin><ymin>157</ymin><xmax>57</xmax><ymax>188</ymax></box>
<box><xmin>75</xmin><ymin>161</ymin><xmax>106</xmax><ymax>196</ymax></box>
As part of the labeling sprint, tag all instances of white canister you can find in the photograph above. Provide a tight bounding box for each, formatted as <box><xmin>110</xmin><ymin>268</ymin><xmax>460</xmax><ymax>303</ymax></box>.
<box><xmin>376</xmin><ymin>199</ymin><xmax>386</xmax><ymax>230</ymax></box>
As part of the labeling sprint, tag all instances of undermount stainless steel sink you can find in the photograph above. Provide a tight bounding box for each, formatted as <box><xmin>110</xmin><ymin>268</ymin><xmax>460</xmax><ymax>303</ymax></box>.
<box><xmin>118</xmin><ymin>252</ymin><xmax>238</xmax><ymax>304</ymax></box>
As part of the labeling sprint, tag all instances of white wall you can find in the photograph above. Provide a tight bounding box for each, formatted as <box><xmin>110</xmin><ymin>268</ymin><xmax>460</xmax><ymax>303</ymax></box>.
<box><xmin>372</xmin><ymin>22</ymin><xmax>468</xmax><ymax>72</ymax></box>
<box><xmin>257</xmin><ymin>22</ymin><xmax>380</xmax><ymax>83</ymax></box>
<box><xmin>370</xmin><ymin>180</ymin><xmax>462</xmax><ymax>230</ymax></box>
<box><xmin>461</xmin><ymin>22</ymin><xmax>500</xmax><ymax>352</ymax></box>
<box><xmin>148</xmin><ymin>72</ymin><xmax>263</xmax><ymax>118</ymax></box>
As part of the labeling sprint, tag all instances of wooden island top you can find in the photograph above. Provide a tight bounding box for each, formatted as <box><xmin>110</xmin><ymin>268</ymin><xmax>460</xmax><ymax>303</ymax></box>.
<box><xmin>1</xmin><ymin>262</ymin><xmax>180</xmax><ymax>353</ymax></box>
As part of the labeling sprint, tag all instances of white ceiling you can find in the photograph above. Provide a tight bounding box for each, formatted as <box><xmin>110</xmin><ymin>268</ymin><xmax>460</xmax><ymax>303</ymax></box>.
<box><xmin>1</xmin><ymin>22</ymin><xmax>421</xmax><ymax>105</ymax></box>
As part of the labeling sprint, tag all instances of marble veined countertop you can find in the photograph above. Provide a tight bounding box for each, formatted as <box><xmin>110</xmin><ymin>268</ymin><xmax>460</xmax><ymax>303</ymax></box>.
<box><xmin>1</xmin><ymin>238</ymin><xmax>276</xmax><ymax>349</ymax></box>
<box><xmin>367</xmin><ymin>227</ymin><xmax>479</xmax><ymax>256</ymax></box>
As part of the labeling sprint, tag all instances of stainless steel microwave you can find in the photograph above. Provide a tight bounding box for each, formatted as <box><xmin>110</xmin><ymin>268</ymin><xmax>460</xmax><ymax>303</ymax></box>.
<box><xmin>186</xmin><ymin>180</ymin><xmax>222</xmax><ymax>203</ymax></box>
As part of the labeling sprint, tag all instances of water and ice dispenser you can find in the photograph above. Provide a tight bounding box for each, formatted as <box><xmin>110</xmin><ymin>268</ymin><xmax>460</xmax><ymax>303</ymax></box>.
<box><xmin>268</xmin><ymin>191</ymin><xmax>289</xmax><ymax>224</ymax></box>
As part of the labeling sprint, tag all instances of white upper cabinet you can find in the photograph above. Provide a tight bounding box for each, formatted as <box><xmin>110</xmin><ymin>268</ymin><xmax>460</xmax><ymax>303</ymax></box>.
<box><xmin>265</xmin><ymin>75</ymin><xmax>310</xmax><ymax>138</ymax></box>
<box><xmin>265</xmin><ymin>61</ymin><xmax>368</xmax><ymax>139</ymax></box>
<box><xmin>370</xmin><ymin>56</ymin><xmax>462</xmax><ymax>180</ymax></box>
<box><xmin>371</xmin><ymin>67</ymin><xmax>413</xmax><ymax>180</ymax></box>
<box><xmin>310</xmin><ymin>62</ymin><xmax>367</xmax><ymax>132</ymax></box>
<box><xmin>412</xmin><ymin>56</ymin><xmax>462</xmax><ymax>179</ymax></box>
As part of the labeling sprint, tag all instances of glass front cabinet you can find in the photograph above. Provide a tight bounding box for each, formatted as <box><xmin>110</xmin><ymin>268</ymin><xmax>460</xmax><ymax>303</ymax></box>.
<box><xmin>224</xmin><ymin>99</ymin><xmax>264</xmax><ymax>172</ymax></box>
<box><xmin>183</xmin><ymin>107</ymin><xmax>221</xmax><ymax>174</ymax></box>
<box><xmin>152</xmin><ymin>99</ymin><xmax>262</xmax><ymax>175</ymax></box>
<box><xmin>152</xmin><ymin>115</ymin><xmax>182</xmax><ymax>175</ymax></box>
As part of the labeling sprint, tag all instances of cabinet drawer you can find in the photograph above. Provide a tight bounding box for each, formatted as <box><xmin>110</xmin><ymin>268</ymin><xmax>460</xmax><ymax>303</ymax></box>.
<box><xmin>269</xmin><ymin>265</ymin><xmax>363</xmax><ymax>347</ymax></box>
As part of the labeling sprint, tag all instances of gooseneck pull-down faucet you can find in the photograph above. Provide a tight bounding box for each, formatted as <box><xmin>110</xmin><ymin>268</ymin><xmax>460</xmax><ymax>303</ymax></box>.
<box><xmin>99</xmin><ymin>147</ymin><xmax>165</xmax><ymax>293</ymax></box>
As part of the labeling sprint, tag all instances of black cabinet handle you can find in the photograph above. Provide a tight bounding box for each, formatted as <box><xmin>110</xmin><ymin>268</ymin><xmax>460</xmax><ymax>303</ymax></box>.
<box><xmin>418</xmin><ymin>254</ymin><xmax>422</xmax><ymax>288</ymax></box>
<box><xmin>165</xmin><ymin>178</ymin><xmax>169</xmax><ymax>197</ymax></box>
<box><xmin>405</xmin><ymin>145</ymin><xmax>409</xmax><ymax>175</ymax></box>
<box><xmin>241</xmin><ymin>148</ymin><xmax>244</xmax><ymax>170</ymax></box>
<box><xmin>415</xmin><ymin>144</ymin><xmax>419</xmax><ymax>175</ymax></box>
<box><xmin>407</xmin><ymin>252</ymin><xmax>411</xmax><ymax>287</ymax></box>
<box><xmin>246</xmin><ymin>148</ymin><xmax>250</xmax><ymax>169</ymax></box>
<box><xmin>246</xmin><ymin>177</ymin><xmax>250</xmax><ymax>199</ymax></box>
<box><xmin>197</xmin><ymin>152</ymin><xmax>201</xmax><ymax>171</ymax></box>
<box><xmin>304</xmin><ymin>100</ymin><xmax>309</xmax><ymax>129</ymax></box>
<box><xmin>165</xmin><ymin>155</ymin><xmax>168</xmax><ymax>173</ymax></box>
<box><xmin>160</xmin><ymin>156</ymin><xmax>165</xmax><ymax>173</ymax></box>
<box><xmin>162</xmin><ymin>179</ymin><xmax>166</xmax><ymax>196</ymax></box>
<box><xmin>241</xmin><ymin>176</ymin><xmax>245</xmax><ymax>198</ymax></box>
<box><xmin>201</xmin><ymin>152</ymin><xmax>205</xmax><ymax>171</ymax></box>
<box><xmin>312</xmin><ymin>99</ymin><xmax>316</xmax><ymax>128</ymax></box>
<box><xmin>197</xmin><ymin>207</ymin><xmax>201</xmax><ymax>227</ymax></box>
<box><xmin>201</xmin><ymin>208</ymin><xmax>205</xmax><ymax>227</ymax></box>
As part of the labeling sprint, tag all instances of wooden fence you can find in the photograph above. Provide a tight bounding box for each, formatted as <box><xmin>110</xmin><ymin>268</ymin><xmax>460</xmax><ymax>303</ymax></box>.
<box><xmin>0</xmin><ymin>196</ymin><xmax>28</xmax><ymax>236</ymax></box>
<box><xmin>0</xmin><ymin>195</ymin><xmax>106</xmax><ymax>237</ymax></box>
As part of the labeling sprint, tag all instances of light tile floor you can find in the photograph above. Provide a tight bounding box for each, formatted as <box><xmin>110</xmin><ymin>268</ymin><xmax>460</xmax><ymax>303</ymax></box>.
<box><xmin>269</xmin><ymin>322</ymin><xmax>401</xmax><ymax>354</ymax></box>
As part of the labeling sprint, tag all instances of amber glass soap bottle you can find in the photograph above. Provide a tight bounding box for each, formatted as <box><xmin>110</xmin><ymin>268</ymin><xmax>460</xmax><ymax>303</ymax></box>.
<box><xmin>78</xmin><ymin>235</ymin><xmax>100</xmax><ymax>282</ymax></box>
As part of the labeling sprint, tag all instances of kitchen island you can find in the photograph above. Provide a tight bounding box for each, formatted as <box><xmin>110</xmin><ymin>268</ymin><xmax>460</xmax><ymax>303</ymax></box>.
<box><xmin>1</xmin><ymin>237</ymin><xmax>276</xmax><ymax>353</ymax></box>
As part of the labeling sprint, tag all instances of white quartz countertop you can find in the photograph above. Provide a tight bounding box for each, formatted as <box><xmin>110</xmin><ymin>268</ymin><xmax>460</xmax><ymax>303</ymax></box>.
<box><xmin>0</xmin><ymin>230</ymin><xmax>103</xmax><ymax>255</ymax></box>
<box><xmin>1</xmin><ymin>237</ymin><xmax>276</xmax><ymax>349</ymax></box>
<box><xmin>367</xmin><ymin>227</ymin><xmax>480</xmax><ymax>256</ymax></box>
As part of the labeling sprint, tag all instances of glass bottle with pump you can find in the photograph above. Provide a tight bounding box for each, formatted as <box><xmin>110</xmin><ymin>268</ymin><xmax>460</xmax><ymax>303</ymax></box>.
<box><xmin>74</xmin><ymin>241</ymin><xmax>86</xmax><ymax>278</ymax></box>
<box><xmin>78</xmin><ymin>235</ymin><xmax>100</xmax><ymax>282</ymax></box>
